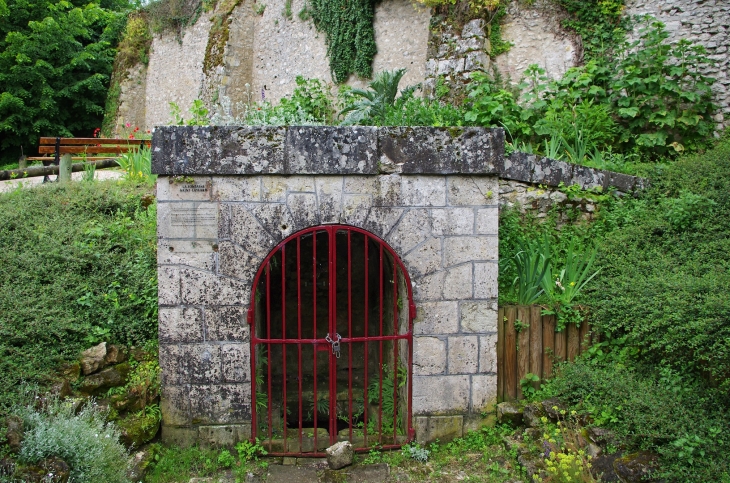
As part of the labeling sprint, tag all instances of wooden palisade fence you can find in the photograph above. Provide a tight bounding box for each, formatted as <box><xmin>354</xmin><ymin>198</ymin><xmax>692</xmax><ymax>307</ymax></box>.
<box><xmin>497</xmin><ymin>305</ymin><xmax>597</xmax><ymax>402</ymax></box>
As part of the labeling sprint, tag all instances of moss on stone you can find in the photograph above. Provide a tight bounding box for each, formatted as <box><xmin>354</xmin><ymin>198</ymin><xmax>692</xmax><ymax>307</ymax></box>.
<box><xmin>118</xmin><ymin>412</ymin><xmax>161</xmax><ymax>448</ymax></box>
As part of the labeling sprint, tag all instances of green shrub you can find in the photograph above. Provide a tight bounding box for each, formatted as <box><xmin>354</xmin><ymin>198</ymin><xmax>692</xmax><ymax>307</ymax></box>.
<box><xmin>538</xmin><ymin>360</ymin><xmax>730</xmax><ymax>481</ymax></box>
<box><xmin>588</xmin><ymin>136</ymin><xmax>730</xmax><ymax>387</ymax></box>
<box><xmin>15</xmin><ymin>397</ymin><xmax>130</xmax><ymax>483</ymax></box>
<box><xmin>0</xmin><ymin>181</ymin><xmax>157</xmax><ymax>411</ymax></box>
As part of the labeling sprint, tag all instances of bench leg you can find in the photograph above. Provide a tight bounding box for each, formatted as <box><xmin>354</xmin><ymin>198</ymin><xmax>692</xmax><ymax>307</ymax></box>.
<box><xmin>41</xmin><ymin>159</ymin><xmax>57</xmax><ymax>183</ymax></box>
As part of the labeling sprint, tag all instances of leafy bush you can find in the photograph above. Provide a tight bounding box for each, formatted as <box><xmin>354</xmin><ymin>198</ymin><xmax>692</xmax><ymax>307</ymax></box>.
<box><xmin>588</xmin><ymin>135</ymin><xmax>730</xmax><ymax>387</ymax></box>
<box><xmin>539</xmin><ymin>360</ymin><xmax>730</xmax><ymax>481</ymax></box>
<box><xmin>15</xmin><ymin>396</ymin><xmax>130</xmax><ymax>483</ymax></box>
<box><xmin>0</xmin><ymin>181</ymin><xmax>157</xmax><ymax>411</ymax></box>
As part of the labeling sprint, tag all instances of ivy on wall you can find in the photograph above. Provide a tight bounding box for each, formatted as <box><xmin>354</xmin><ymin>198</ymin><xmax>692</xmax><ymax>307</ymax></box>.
<box><xmin>556</xmin><ymin>0</ymin><xmax>629</xmax><ymax>60</ymax></box>
<box><xmin>308</xmin><ymin>0</ymin><xmax>377</xmax><ymax>83</ymax></box>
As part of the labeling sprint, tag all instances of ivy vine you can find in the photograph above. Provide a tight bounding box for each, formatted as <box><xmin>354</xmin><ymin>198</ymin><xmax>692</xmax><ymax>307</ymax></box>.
<box><xmin>308</xmin><ymin>0</ymin><xmax>377</xmax><ymax>83</ymax></box>
<box><xmin>555</xmin><ymin>0</ymin><xmax>630</xmax><ymax>60</ymax></box>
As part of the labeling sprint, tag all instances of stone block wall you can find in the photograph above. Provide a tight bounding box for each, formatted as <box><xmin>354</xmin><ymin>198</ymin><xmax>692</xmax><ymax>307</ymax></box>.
<box><xmin>154</xmin><ymin>126</ymin><xmax>503</xmax><ymax>446</ymax></box>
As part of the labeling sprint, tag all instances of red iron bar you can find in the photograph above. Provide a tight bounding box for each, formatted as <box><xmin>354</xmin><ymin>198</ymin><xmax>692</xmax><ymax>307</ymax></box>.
<box><xmin>248</xmin><ymin>225</ymin><xmax>416</xmax><ymax>456</ymax></box>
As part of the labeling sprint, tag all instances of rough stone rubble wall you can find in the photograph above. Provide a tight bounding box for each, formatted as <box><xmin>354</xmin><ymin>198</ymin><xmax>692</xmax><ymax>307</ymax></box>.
<box><xmin>250</xmin><ymin>0</ymin><xmax>430</xmax><ymax>102</ymax></box>
<box><xmin>155</xmin><ymin>126</ymin><xmax>503</xmax><ymax>445</ymax></box>
<box><xmin>113</xmin><ymin>0</ymin><xmax>430</xmax><ymax>133</ymax></box>
<box><xmin>111</xmin><ymin>0</ymin><xmax>730</xmax><ymax>134</ymax></box>
<box><xmin>626</xmin><ymin>0</ymin><xmax>730</xmax><ymax>131</ymax></box>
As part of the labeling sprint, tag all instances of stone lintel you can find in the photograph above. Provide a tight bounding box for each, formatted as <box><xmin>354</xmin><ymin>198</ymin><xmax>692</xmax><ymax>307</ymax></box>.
<box><xmin>152</xmin><ymin>126</ymin><xmax>503</xmax><ymax>176</ymax></box>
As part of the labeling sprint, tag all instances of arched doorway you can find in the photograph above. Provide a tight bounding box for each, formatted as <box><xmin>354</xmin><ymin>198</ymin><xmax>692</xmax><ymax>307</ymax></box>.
<box><xmin>248</xmin><ymin>225</ymin><xmax>416</xmax><ymax>456</ymax></box>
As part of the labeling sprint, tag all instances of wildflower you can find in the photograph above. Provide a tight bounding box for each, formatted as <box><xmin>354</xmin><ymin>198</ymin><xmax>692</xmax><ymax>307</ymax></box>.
<box><xmin>125</xmin><ymin>122</ymin><xmax>131</xmax><ymax>128</ymax></box>
<box><xmin>129</xmin><ymin>135</ymin><xmax>135</xmax><ymax>139</ymax></box>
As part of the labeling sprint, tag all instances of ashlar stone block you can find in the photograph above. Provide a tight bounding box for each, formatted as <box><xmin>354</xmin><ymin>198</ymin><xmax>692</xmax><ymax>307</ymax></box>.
<box><xmin>159</xmin><ymin>307</ymin><xmax>204</xmax><ymax>344</ymax></box>
<box><xmin>413</xmin><ymin>337</ymin><xmax>447</xmax><ymax>375</ymax></box>
<box><xmin>479</xmin><ymin>334</ymin><xmax>498</xmax><ymax>373</ymax></box>
<box><xmin>474</xmin><ymin>262</ymin><xmax>498</xmax><ymax>299</ymax></box>
<box><xmin>161</xmin><ymin>385</ymin><xmax>191</xmax><ymax>426</ymax></box>
<box><xmin>221</xmin><ymin>343</ymin><xmax>250</xmax><ymax>383</ymax></box>
<box><xmin>413</xmin><ymin>301</ymin><xmax>459</xmax><ymax>335</ymax></box>
<box><xmin>316</xmin><ymin>176</ymin><xmax>345</xmax><ymax>224</ymax></box>
<box><xmin>158</xmin><ymin>266</ymin><xmax>181</xmax><ymax>305</ymax></box>
<box><xmin>431</xmin><ymin>208</ymin><xmax>474</xmax><ymax>236</ymax></box>
<box><xmin>189</xmin><ymin>383</ymin><xmax>251</xmax><ymax>425</ymax></box>
<box><xmin>475</xmin><ymin>207</ymin><xmax>498</xmax><ymax>235</ymax></box>
<box><xmin>387</xmin><ymin>209</ymin><xmax>431</xmax><ymax>255</ymax></box>
<box><xmin>448</xmin><ymin>336</ymin><xmax>479</xmax><ymax>374</ymax></box>
<box><xmin>180</xmin><ymin>268</ymin><xmax>250</xmax><ymax>305</ymax></box>
<box><xmin>443</xmin><ymin>236</ymin><xmax>497</xmax><ymax>266</ymax></box>
<box><xmin>401</xmin><ymin>176</ymin><xmax>447</xmax><ymax>207</ymax></box>
<box><xmin>446</xmin><ymin>177</ymin><xmax>498</xmax><ymax>206</ymax></box>
<box><xmin>415</xmin><ymin>415</ymin><xmax>464</xmax><ymax>444</ymax></box>
<box><xmin>460</xmin><ymin>301</ymin><xmax>498</xmax><ymax>333</ymax></box>
<box><xmin>412</xmin><ymin>375</ymin><xmax>470</xmax><ymax>414</ymax></box>
<box><xmin>412</xmin><ymin>270</ymin><xmax>444</xmax><ymax>302</ymax></box>
<box><xmin>403</xmin><ymin>237</ymin><xmax>442</xmax><ymax>278</ymax></box>
<box><xmin>442</xmin><ymin>264</ymin><xmax>473</xmax><ymax>300</ymax></box>
<box><xmin>471</xmin><ymin>374</ymin><xmax>498</xmax><ymax>412</ymax></box>
<box><xmin>262</xmin><ymin>175</ymin><xmax>315</xmax><ymax>203</ymax></box>
<box><xmin>198</xmin><ymin>424</ymin><xmax>252</xmax><ymax>448</ymax></box>
<box><xmin>229</xmin><ymin>205</ymin><xmax>276</xmax><ymax>258</ymax></box>
<box><xmin>211</xmin><ymin>176</ymin><xmax>261</xmax><ymax>202</ymax></box>
<box><xmin>205</xmin><ymin>306</ymin><xmax>248</xmax><ymax>342</ymax></box>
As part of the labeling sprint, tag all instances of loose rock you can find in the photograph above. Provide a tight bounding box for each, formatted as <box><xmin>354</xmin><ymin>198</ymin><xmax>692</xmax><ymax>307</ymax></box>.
<box><xmin>325</xmin><ymin>441</ymin><xmax>353</xmax><ymax>470</ymax></box>
<box><xmin>522</xmin><ymin>403</ymin><xmax>544</xmax><ymax>428</ymax></box>
<box><xmin>3</xmin><ymin>416</ymin><xmax>23</xmax><ymax>452</ymax></box>
<box><xmin>496</xmin><ymin>401</ymin><xmax>523</xmax><ymax>425</ymax></box>
<box><xmin>104</xmin><ymin>344</ymin><xmax>128</xmax><ymax>365</ymax></box>
<box><xmin>80</xmin><ymin>342</ymin><xmax>108</xmax><ymax>375</ymax></box>
<box><xmin>78</xmin><ymin>362</ymin><xmax>131</xmax><ymax>396</ymax></box>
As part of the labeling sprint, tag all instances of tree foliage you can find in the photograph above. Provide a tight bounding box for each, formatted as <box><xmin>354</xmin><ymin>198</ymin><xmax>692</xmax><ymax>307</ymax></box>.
<box><xmin>0</xmin><ymin>0</ymin><xmax>128</xmax><ymax>165</ymax></box>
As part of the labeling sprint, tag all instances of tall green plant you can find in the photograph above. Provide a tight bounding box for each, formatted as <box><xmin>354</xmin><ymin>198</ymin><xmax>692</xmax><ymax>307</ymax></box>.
<box><xmin>542</xmin><ymin>241</ymin><xmax>601</xmax><ymax>330</ymax></box>
<box><xmin>512</xmin><ymin>236</ymin><xmax>551</xmax><ymax>305</ymax></box>
<box><xmin>340</xmin><ymin>69</ymin><xmax>412</xmax><ymax>125</ymax></box>
<box><xmin>116</xmin><ymin>144</ymin><xmax>153</xmax><ymax>182</ymax></box>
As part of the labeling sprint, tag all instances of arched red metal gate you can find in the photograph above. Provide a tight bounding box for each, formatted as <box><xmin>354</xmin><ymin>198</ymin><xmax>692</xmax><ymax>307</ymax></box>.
<box><xmin>248</xmin><ymin>225</ymin><xmax>416</xmax><ymax>456</ymax></box>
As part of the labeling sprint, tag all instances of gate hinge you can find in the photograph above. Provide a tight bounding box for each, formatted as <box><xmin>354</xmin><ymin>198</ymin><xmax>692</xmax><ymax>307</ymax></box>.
<box><xmin>246</xmin><ymin>307</ymin><xmax>254</xmax><ymax>325</ymax></box>
<box><xmin>409</xmin><ymin>301</ymin><xmax>417</xmax><ymax>320</ymax></box>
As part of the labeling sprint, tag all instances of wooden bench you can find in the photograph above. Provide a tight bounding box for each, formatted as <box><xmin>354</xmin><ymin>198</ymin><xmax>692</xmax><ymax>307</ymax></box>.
<box><xmin>12</xmin><ymin>137</ymin><xmax>152</xmax><ymax>182</ymax></box>
<box><xmin>28</xmin><ymin>137</ymin><xmax>150</xmax><ymax>162</ymax></box>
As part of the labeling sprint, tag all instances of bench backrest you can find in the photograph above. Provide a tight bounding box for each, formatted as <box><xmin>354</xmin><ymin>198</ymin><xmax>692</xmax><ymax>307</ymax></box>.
<box><xmin>38</xmin><ymin>137</ymin><xmax>151</xmax><ymax>158</ymax></box>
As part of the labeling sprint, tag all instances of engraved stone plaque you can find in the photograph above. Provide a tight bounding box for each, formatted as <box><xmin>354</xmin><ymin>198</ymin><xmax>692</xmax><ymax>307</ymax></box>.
<box><xmin>159</xmin><ymin>202</ymin><xmax>218</xmax><ymax>240</ymax></box>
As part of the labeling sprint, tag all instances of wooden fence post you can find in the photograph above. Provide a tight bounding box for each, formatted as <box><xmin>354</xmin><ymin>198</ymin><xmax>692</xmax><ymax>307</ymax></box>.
<box><xmin>58</xmin><ymin>153</ymin><xmax>72</xmax><ymax>183</ymax></box>
<box><xmin>18</xmin><ymin>155</ymin><xmax>27</xmax><ymax>170</ymax></box>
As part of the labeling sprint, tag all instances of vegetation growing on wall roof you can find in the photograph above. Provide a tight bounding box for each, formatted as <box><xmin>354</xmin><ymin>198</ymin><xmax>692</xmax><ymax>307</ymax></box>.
<box><xmin>308</xmin><ymin>0</ymin><xmax>377</xmax><ymax>83</ymax></box>
<box><xmin>146</xmin><ymin>0</ymin><xmax>204</xmax><ymax>37</ymax></box>
<box><xmin>427</xmin><ymin>0</ymin><xmax>511</xmax><ymax>58</ymax></box>
<box><xmin>203</xmin><ymin>0</ymin><xmax>244</xmax><ymax>75</ymax></box>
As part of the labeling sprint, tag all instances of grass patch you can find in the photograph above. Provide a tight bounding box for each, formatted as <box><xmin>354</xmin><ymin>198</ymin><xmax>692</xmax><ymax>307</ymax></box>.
<box><xmin>0</xmin><ymin>180</ymin><xmax>157</xmax><ymax>412</ymax></box>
